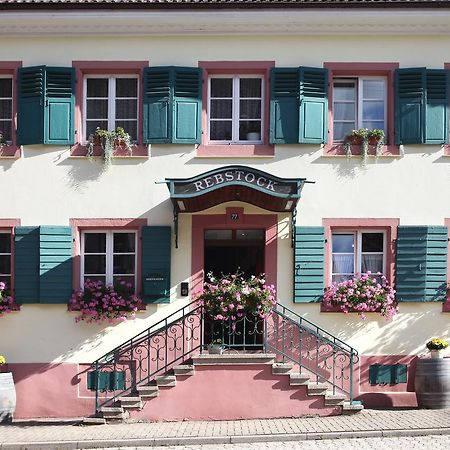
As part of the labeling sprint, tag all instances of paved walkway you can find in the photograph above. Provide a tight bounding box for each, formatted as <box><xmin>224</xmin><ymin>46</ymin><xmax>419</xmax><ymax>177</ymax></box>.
<box><xmin>1</xmin><ymin>409</ymin><xmax>450</xmax><ymax>450</ymax></box>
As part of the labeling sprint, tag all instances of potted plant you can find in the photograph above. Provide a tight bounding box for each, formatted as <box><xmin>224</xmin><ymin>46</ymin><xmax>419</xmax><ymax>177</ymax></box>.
<box><xmin>86</xmin><ymin>126</ymin><xmax>134</xmax><ymax>164</ymax></box>
<box><xmin>0</xmin><ymin>355</ymin><xmax>16</xmax><ymax>423</ymax></box>
<box><xmin>343</xmin><ymin>128</ymin><xmax>385</xmax><ymax>159</ymax></box>
<box><xmin>426</xmin><ymin>338</ymin><xmax>449</xmax><ymax>359</ymax></box>
<box><xmin>323</xmin><ymin>271</ymin><xmax>397</xmax><ymax>320</ymax></box>
<box><xmin>0</xmin><ymin>130</ymin><xmax>6</xmax><ymax>149</ymax></box>
<box><xmin>68</xmin><ymin>279</ymin><xmax>143</xmax><ymax>324</ymax></box>
<box><xmin>0</xmin><ymin>282</ymin><xmax>19</xmax><ymax>317</ymax></box>
<box><xmin>208</xmin><ymin>339</ymin><xmax>225</xmax><ymax>355</ymax></box>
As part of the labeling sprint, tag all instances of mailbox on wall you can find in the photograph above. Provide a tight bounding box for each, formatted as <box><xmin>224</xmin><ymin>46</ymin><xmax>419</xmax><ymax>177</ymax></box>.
<box><xmin>143</xmin><ymin>273</ymin><xmax>169</xmax><ymax>303</ymax></box>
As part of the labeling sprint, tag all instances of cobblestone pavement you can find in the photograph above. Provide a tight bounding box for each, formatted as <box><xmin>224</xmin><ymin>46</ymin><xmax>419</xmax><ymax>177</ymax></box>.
<box><xmin>1</xmin><ymin>409</ymin><xmax>450</xmax><ymax>450</ymax></box>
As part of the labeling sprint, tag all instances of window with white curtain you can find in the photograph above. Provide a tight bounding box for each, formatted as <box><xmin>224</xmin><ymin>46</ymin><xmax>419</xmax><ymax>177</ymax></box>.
<box><xmin>331</xmin><ymin>231</ymin><xmax>385</xmax><ymax>282</ymax></box>
<box><xmin>84</xmin><ymin>76</ymin><xmax>138</xmax><ymax>142</ymax></box>
<box><xmin>208</xmin><ymin>75</ymin><xmax>263</xmax><ymax>143</ymax></box>
<box><xmin>333</xmin><ymin>77</ymin><xmax>387</xmax><ymax>142</ymax></box>
<box><xmin>0</xmin><ymin>77</ymin><xmax>13</xmax><ymax>144</ymax></box>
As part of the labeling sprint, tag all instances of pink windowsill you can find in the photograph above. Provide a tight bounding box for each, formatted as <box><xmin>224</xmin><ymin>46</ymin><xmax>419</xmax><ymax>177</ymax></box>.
<box><xmin>197</xmin><ymin>144</ymin><xmax>274</xmax><ymax>157</ymax></box>
<box><xmin>323</xmin><ymin>143</ymin><xmax>400</xmax><ymax>157</ymax></box>
<box><xmin>320</xmin><ymin>302</ymin><xmax>385</xmax><ymax>314</ymax></box>
<box><xmin>70</xmin><ymin>143</ymin><xmax>148</xmax><ymax>158</ymax></box>
<box><xmin>0</xmin><ymin>145</ymin><xmax>21</xmax><ymax>158</ymax></box>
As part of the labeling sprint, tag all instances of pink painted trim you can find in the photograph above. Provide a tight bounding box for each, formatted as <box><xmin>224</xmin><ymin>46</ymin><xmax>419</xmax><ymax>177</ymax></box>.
<box><xmin>0</xmin><ymin>219</ymin><xmax>21</xmax><ymax>293</ymax></box>
<box><xmin>198</xmin><ymin>61</ymin><xmax>275</xmax><ymax>157</ymax></box>
<box><xmin>323</xmin><ymin>62</ymin><xmax>399</xmax><ymax>156</ymax></box>
<box><xmin>443</xmin><ymin>64</ymin><xmax>450</xmax><ymax>155</ymax></box>
<box><xmin>0</xmin><ymin>61</ymin><xmax>22</xmax><ymax>157</ymax></box>
<box><xmin>443</xmin><ymin>218</ymin><xmax>450</xmax><ymax>312</ymax></box>
<box><xmin>71</xmin><ymin>61</ymin><xmax>148</xmax><ymax>156</ymax></box>
<box><xmin>191</xmin><ymin>210</ymin><xmax>277</xmax><ymax>297</ymax></box>
<box><xmin>70</xmin><ymin>218</ymin><xmax>147</xmax><ymax>291</ymax></box>
<box><xmin>321</xmin><ymin>218</ymin><xmax>399</xmax><ymax>313</ymax></box>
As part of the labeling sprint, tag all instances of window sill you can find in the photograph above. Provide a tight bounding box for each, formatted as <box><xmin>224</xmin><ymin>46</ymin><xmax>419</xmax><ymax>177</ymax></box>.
<box><xmin>320</xmin><ymin>302</ymin><xmax>385</xmax><ymax>314</ymax></box>
<box><xmin>323</xmin><ymin>143</ymin><xmax>400</xmax><ymax>157</ymax></box>
<box><xmin>197</xmin><ymin>143</ymin><xmax>274</xmax><ymax>157</ymax></box>
<box><xmin>70</xmin><ymin>143</ymin><xmax>148</xmax><ymax>158</ymax></box>
<box><xmin>0</xmin><ymin>145</ymin><xmax>21</xmax><ymax>158</ymax></box>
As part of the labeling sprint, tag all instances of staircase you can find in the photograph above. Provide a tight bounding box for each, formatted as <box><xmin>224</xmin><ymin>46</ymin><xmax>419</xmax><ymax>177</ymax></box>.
<box><xmin>84</xmin><ymin>301</ymin><xmax>362</xmax><ymax>424</ymax></box>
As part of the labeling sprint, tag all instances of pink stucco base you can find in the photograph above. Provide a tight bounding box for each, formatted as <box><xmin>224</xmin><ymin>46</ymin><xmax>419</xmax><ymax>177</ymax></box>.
<box><xmin>131</xmin><ymin>364</ymin><xmax>341</xmax><ymax>421</ymax></box>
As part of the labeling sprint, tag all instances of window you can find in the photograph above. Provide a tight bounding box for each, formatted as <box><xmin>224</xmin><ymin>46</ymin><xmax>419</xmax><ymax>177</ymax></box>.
<box><xmin>0</xmin><ymin>231</ymin><xmax>12</xmax><ymax>289</ymax></box>
<box><xmin>81</xmin><ymin>231</ymin><xmax>137</xmax><ymax>290</ymax></box>
<box><xmin>84</xmin><ymin>76</ymin><xmax>138</xmax><ymax>142</ymax></box>
<box><xmin>331</xmin><ymin>231</ymin><xmax>386</xmax><ymax>282</ymax></box>
<box><xmin>0</xmin><ymin>76</ymin><xmax>13</xmax><ymax>145</ymax></box>
<box><xmin>208</xmin><ymin>75</ymin><xmax>263</xmax><ymax>144</ymax></box>
<box><xmin>333</xmin><ymin>77</ymin><xmax>387</xmax><ymax>142</ymax></box>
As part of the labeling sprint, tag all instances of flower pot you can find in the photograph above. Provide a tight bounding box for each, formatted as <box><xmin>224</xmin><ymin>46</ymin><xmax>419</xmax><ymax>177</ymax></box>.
<box><xmin>0</xmin><ymin>372</ymin><xmax>16</xmax><ymax>423</ymax></box>
<box><xmin>208</xmin><ymin>344</ymin><xmax>224</xmax><ymax>355</ymax></box>
<box><xmin>430</xmin><ymin>350</ymin><xmax>443</xmax><ymax>359</ymax></box>
<box><xmin>415</xmin><ymin>357</ymin><xmax>450</xmax><ymax>409</ymax></box>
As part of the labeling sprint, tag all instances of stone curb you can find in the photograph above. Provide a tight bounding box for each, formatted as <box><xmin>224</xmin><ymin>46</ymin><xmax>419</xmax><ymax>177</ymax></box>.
<box><xmin>2</xmin><ymin>427</ymin><xmax>450</xmax><ymax>450</ymax></box>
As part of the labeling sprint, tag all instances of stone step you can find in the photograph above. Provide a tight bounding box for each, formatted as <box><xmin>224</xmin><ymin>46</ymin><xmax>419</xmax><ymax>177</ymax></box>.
<box><xmin>272</xmin><ymin>363</ymin><xmax>294</xmax><ymax>375</ymax></box>
<box><xmin>136</xmin><ymin>385</ymin><xmax>159</xmax><ymax>399</ymax></box>
<box><xmin>82</xmin><ymin>417</ymin><xmax>106</xmax><ymax>425</ymax></box>
<box><xmin>155</xmin><ymin>375</ymin><xmax>177</xmax><ymax>387</ymax></box>
<box><xmin>192</xmin><ymin>353</ymin><xmax>276</xmax><ymax>366</ymax></box>
<box><xmin>99</xmin><ymin>406</ymin><xmax>127</xmax><ymax>420</ymax></box>
<box><xmin>118</xmin><ymin>396</ymin><xmax>143</xmax><ymax>409</ymax></box>
<box><xmin>342</xmin><ymin>401</ymin><xmax>364</xmax><ymax>414</ymax></box>
<box><xmin>174</xmin><ymin>364</ymin><xmax>195</xmax><ymax>376</ymax></box>
<box><xmin>307</xmin><ymin>382</ymin><xmax>329</xmax><ymax>395</ymax></box>
<box><xmin>289</xmin><ymin>373</ymin><xmax>310</xmax><ymax>385</ymax></box>
<box><xmin>324</xmin><ymin>393</ymin><xmax>347</xmax><ymax>405</ymax></box>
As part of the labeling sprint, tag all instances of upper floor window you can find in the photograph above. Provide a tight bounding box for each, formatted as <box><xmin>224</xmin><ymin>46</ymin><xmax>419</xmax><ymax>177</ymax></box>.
<box><xmin>333</xmin><ymin>77</ymin><xmax>387</xmax><ymax>142</ymax></box>
<box><xmin>81</xmin><ymin>231</ymin><xmax>137</xmax><ymax>290</ymax></box>
<box><xmin>208</xmin><ymin>75</ymin><xmax>263</xmax><ymax>144</ymax></box>
<box><xmin>0</xmin><ymin>76</ymin><xmax>13</xmax><ymax>145</ymax></box>
<box><xmin>84</xmin><ymin>76</ymin><xmax>138</xmax><ymax>142</ymax></box>
<box><xmin>332</xmin><ymin>231</ymin><xmax>385</xmax><ymax>282</ymax></box>
<box><xmin>0</xmin><ymin>231</ymin><xmax>12</xmax><ymax>288</ymax></box>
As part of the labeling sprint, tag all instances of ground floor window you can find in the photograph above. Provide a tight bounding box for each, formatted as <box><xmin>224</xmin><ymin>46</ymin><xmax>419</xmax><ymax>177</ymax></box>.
<box><xmin>81</xmin><ymin>230</ymin><xmax>137</xmax><ymax>289</ymax></box>
<box><xmin>0</xmin><ymin>230</ymin><xmax>12</xmax><ymax>288</ymax></box>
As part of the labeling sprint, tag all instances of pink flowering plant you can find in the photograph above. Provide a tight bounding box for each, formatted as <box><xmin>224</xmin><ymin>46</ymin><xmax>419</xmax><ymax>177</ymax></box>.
<box><xmin>197</xmin><ymin>272</ymin><xmax>277</xmax><ymax>322</ymax></box>
<box><xmin>69</xmin><ymin>279</ymin><xmax>143</xmax><ymax>324</ymax></box>
<box><xmin>0</xmin><ymin>282</ymin><xmax>18</xmax><ymax>317</ymax></box>
<box><xmin>323</xmin><ymin>272</ymin><xmax>397</xmax><ymax>320</ymax></box>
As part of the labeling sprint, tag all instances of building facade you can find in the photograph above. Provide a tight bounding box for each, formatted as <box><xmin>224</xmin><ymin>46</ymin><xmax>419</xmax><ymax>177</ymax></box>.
<box><xmin>0</xmin><ymin>0</ymin><xmax>449</xmax><ymax>419</ymax></box>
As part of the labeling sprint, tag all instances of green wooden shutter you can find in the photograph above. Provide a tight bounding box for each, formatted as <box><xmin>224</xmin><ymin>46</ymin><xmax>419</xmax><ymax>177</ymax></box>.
<box><xmin>143</xmin><ymin>67</ymin><xmax>171</xmax><ymax>144</ymax></box>
<box><xmin>173</xmin><ymin>67</ymin><xmax>202</xmax><ymax>144</ymax></box>
<box><xmin>14</xmin><ymin>227</ymin><xmax>40</xmax><ymax>304</ymax></box>
<box><xmin>18</xmin><ymin>66</ymin><xmax>45</xmax><ymax>145</ymax></box>
<box><xmin>395</xmin><ymin>68</ymin><xmax>425</xmax><ymax>145</ymax></box>
<box><xmin>44</xmin><ymin>67</ymin><xmax>75</xmax><ymax>145</ymax></box>
<box><xmin>39</xmin><ymin>226</ymin><xmax>73</xmax><ymax>304</ymax></box>
<box><xmin>396</xmin><ymin>226</ymin><xmax>448</xmax><ymax>302</ymax></box>
<box><xmin>18</xmin><ymin>66</ymin><xmax>75</xmax><ymax>145</ymax></box>
<box><xmin>294</xmin><ymin>226</ymin><xmax>325</xmax><ymax>303</ymax></box>
<box><xmin>425</xmin><ymin>69</ymin><xmax>449</xmax><ymax>144</ymax></box>
<box><xmin>299</xmin><ymin>67</ymin><xmax>328</xmax><ymax>144</ymax></box>
<box><xmin>269</xmin><ymin>68</ymin><xmax>299</xmax><ymax>144</ymax></box>
<box><xmin>141</xmin><ymin>226</ymin><xmax>171</xmax><ymax>303</ymax></box>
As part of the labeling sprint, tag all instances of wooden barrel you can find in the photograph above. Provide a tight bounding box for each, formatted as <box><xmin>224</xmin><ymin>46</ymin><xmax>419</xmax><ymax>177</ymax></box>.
<box><xmin>415</xmin><ymin>358</ymin><xmax>450</xmax><ymax>409</ymax></box>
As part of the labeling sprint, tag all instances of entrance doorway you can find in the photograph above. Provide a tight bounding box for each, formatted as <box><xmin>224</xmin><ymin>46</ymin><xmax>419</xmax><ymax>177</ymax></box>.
<box><xmin>204</xmin><ymin>229</ymin><xmax>265</xmax><ymax>279</ymax></box>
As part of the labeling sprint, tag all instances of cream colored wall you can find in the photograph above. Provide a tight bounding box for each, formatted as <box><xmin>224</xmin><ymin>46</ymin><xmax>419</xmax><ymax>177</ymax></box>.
<box><xmin>0</xmin><ymin>33</ymin><xmax>449</xmax><ymax>363</ymax></box>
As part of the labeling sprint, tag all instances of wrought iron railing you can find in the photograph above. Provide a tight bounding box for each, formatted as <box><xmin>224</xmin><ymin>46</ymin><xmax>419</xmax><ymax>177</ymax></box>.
<box><xmin>265</xmin><ymin>304</ymin><xmax>359</xmax><ymax>401</ymax></box>
<box><xmin>90</xmin><ymin>300</ymin><xmax>358</xmax><ymax>415</ymax></box>
<box><xmin>90</xmin><ymin>300</ymin><xmax>203</xmax><ymax>414</ymax></box>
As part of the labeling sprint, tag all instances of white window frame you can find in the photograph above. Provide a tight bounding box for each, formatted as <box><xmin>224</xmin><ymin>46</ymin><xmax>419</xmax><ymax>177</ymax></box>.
<box><xmin>0</xmin><ymin>230</ymin><xmax>12</xmax><ymax>286</ymax></box>
<box><xmin>208</xmin><ymin>74</ymin><xmax>264</xmax><ymax>144</ymax></box>
<box><xmin>80</xmin><ymin>230</ymin><xmax>137</xmax><ymax>289</ymax></box>
<box><xmin>331</xmin><ymin>230</ymin><xmax>387</xmax><ymax>281</ymax></box>
<box><xmin>0</xmin><ymin>75</ymin><xmax>13</xmax><ymax>145</ymax></box>
<box><xmin>83</xmin><ymin>75</ymin><xmax>139</xmax><ymax>142</ymax></box>
<box><xmin>333</xmin><ymin>76</ymin><xmax>387</xmax><ymax>142</ymax></box>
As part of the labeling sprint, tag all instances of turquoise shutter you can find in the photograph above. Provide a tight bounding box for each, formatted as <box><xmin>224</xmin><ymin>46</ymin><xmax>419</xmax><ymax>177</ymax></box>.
<box><xmin>425</xmin><ymin>70</ymin><xmax>449</xmax><ymax>144</ymax></box>
<box><xmin>396</xmin><ymin>226</ymin><xmax>448</xmax><ymax>302</ymax></box>
<box><xmin>18</xmin><ymin>66</ymin><xmax>75</xmax><ymax>145</ymax></box>
<box><xmin>44</xmin><ymin>67</ymin><xmax>75</xmax><ymax>145</ymax></box>
<box><xmin>299</xmin><ymin>67</ymin><xmax>328</xmax><ymax>144</ymax></box>
<box><xmin>269</xmin><ymin>68</ymin><xmax>299</xmax><ymax>144</ymax></box>
<box><xmin>14</xmin><ymin>227</ymin><xmax>40</xmax><ymax>304</ymax></box>
<box><xmin>173</xmin><ymin>67</ymin><xmax>202</xmax><ymax>144</ymax></box>
<box><xmin>18</xmin><ymin>66</ymin><xmax>45</xmax><ymax>145</ymax></box>
<box><xmin>395</xmin><ymin>68</ymin><xmax>425</xmax><ymax>145</ymax></box>
<box><xmin>39</xmin><ymin>226</ymin><xmax>73</xmax><ymax>304</ymax></box>
<box><xmin>294</xmin><ymin>226</ymin><xmax>325</xmax><ymax>303</ymax></box>
<box><xmin>143</xmin><ymin>67</ymin><xmax>171</xmax><ymax>143</ymax></box>
<box><xmin>141</xmin><ymin>226</ymin><xmax>171</xmax><ymax>303</ymax></box>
